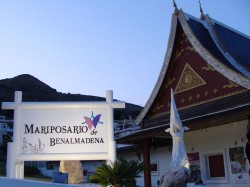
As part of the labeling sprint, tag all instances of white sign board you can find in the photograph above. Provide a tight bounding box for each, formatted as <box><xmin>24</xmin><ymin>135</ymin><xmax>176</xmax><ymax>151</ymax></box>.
<box><xmin>20</xmin><ymin>109</ymin><xmax>107</xmax><ymax>154</ymax></box>
<box><xmin>2</xmin><ymin>90</ymin><xmax>125</xmax><ymax>179</ymax></box>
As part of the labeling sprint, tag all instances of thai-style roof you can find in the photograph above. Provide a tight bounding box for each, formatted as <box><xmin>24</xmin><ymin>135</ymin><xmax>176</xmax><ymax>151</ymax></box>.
<box><xmin>186</xmin><ymin>14</ymin><xmax>250</xmax><ymax>77</ymax></box>
<box><xmin>117</xmin><ymin>8</ymin><xmax>250</xmax><ymax>144</ymax></box>
<box><xmin>135</xmin><ymin>9</ymin><xmax>250</xmax><ymax>125</ymax></box>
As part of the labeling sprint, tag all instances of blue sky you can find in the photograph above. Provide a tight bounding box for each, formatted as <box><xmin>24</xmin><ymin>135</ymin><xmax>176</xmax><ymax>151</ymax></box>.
<box><xmin>0</xmin><ymin>0</ymin><xmax>249</xmax><ymax>106</ymax></box>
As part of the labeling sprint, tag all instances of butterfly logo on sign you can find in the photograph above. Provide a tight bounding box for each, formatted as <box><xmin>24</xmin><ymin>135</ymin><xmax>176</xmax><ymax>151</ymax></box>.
<box><xmin>82</xmin><ymin>111</ymin><xmax>103</xmax><ymax>135</ymax></box>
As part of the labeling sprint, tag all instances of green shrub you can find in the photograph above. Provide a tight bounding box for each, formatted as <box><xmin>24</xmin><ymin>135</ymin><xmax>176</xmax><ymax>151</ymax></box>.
<box><xmin>89</xmin><ymin>158</ymin><xmax>145</xmax><ymax>187</ymax></box>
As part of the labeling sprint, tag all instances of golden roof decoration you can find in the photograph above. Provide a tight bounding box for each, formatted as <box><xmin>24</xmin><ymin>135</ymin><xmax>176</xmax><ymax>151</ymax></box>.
<box><xmin>173</xmin><ymin>0</ymin><xmax>179</xmax><ymax>15</ymax></box>
<box><xmin>198</xmin><ymin>0</ymin><xmax>205</xmax><ymax>20</ymax></box>
<box><xmin>175</xmin><ymin>63</ymin><xmax>207</xmax><ymax>94</ymax></box>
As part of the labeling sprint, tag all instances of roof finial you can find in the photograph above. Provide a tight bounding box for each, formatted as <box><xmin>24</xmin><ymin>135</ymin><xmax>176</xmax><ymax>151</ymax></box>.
<box><xmin>199</xmin><ymin>0</ymin><xmax>205</xmax><ymax>20</ymax></box>
<box><xmin>173</xmin><ymin>0</ymin><xmax>179</xmax><ymax>15</ymax></box>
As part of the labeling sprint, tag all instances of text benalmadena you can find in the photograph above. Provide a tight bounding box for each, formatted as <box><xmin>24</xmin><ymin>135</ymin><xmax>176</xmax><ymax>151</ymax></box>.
<box><xmin>50</xmin><ymin>137</ymin><xmax>104</xmax><ymax>146</ymax></box>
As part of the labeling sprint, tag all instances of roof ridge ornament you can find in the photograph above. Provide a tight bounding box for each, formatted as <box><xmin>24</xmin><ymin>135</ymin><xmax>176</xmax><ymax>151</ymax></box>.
<box><xmin>198</xmin><ymin>0</ymin><xmax>205</xmax><ymax>20</ymax></box>
<box><xmin>173</xmin><ymin>0</ymin><xmax>179</xmax><ymax>15</ymax></box>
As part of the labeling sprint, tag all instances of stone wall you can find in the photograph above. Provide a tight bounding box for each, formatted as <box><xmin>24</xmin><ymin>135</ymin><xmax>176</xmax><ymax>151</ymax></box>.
<box><xmin>59</xmin><ymin>160</ymin><xmax>83</xmax><ymax>184</ymax></box>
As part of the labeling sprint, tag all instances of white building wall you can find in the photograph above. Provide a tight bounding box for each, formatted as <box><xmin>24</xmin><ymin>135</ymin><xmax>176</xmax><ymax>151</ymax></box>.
<box><xmin>119</xmin><ymin>119</ymin><xmax>249</xmax><ymax>187</ymax></box>
<box><xmin>150</xmin><ymin>147</ymin><xmax>172</xmax><ymax>187</ymax></box>
<box><xmin>118</xmin><ymin>146</ymin><xmax>172</xmax><ymax>187</ymax></box>
<box><xmin>184</xmin><ymin>119</ymin><xmax>249</xmax><ymax>187</ymax></box>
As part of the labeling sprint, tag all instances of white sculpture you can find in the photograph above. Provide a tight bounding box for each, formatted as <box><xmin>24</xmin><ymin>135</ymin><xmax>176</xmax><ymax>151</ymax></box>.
<box><xmin>160</xmin><ymin>89</ymin><xmax>190</xmax><ymax>187</ymax></box>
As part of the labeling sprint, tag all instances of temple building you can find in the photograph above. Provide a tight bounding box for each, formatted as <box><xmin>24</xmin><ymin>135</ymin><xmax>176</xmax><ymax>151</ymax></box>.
<box><xmin>116</xmin><ymin>5</ymin><xmax>250</xmax><ymax>187</ymax></box>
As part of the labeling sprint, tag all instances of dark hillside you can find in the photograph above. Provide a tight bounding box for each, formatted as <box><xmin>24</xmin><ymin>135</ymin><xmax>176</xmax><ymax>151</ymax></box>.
<box><xmin>0</xmin><ymin>74</ymin><xmax>142</xmax><ymax>120</ymax></box>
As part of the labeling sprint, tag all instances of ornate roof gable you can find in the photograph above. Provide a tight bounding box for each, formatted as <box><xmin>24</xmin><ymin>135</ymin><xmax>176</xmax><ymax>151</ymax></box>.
<box><xmin>204</xmin><ymin>16</ymin><xmax>250</xmax><ymax>77</ymax></box>
<box><xmin>179</xmin><ymin>11</ymin><xmax>250</xmax><ymax>86</ymax></box>
<box><xmin>136</xmin><ymin>9</ymin><xmax>249</xmax><ymax>125</ymax></box>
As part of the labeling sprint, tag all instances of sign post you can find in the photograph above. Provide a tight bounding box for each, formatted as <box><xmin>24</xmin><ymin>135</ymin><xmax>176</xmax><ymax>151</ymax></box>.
<box><xmin>2</xmin><ymin>90</ymin><xmax>125</xmax><ymax>179</ymax></box>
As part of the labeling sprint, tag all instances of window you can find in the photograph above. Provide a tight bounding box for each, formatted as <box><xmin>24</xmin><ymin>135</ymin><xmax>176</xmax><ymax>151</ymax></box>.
<box><xmin>206</xmin><ymin>154</ymin><xmax>225</xmax><ymax>178</ymax></box>
<box><xmin>46</xmin><ymin>161</ymin><xmax>54</xmax><ymax>170</ymax></box>
<box><xmin>201</xmin><ymin>150</ymin><xmax>228</xmax><ymax>184</ymax></box>
<box><xmin>32</xmin><ymin>161</ymin><xmax>39</xmax><ymax>168</ymax></box>
<box><xmin>38</xmin><ymin>161</ymin><xmax>46</xmax><ymax>168</ymax></box>
<box><xmin>24</xmin><ymin>161</ymin><xmax>32</xmax><ymax>166</ymax></box>
<box><xmin>150</xmin><ymin>161</ymin><xmax>159</xmax><ymax>175</ymax></box>
<box><xmin>150</xmin><ymin>163</ymin><xmax>158</xmax><ymax>172</ymax></box>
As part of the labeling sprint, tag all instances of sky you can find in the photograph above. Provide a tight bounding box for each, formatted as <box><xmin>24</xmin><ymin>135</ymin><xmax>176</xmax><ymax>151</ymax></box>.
<box><xmin>0</xmin><ymin>0</ymin><xmax>249</xmax><ymax>106</ymax></box>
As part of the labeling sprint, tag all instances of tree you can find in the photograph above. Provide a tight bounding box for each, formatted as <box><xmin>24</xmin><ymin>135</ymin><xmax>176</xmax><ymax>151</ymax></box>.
<box><xmin>89</xmin><ymin>158</ymin><xmax>145</xmax><ymax>187</ymax></box>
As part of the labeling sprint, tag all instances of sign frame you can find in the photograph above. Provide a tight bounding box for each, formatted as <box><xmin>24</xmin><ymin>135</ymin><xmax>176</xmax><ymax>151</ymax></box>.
<box><xmin>2</xmin><ymin>90</ymin><xmax>125</xmax><ymax>178</ymax></box>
